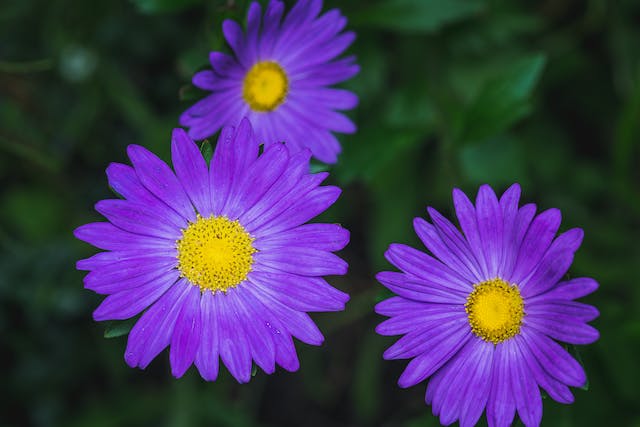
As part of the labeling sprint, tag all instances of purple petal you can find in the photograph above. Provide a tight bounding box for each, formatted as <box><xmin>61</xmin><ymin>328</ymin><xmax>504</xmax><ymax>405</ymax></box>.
<box><xmin>385</xmin><ymin>243</ymin><xmax>472</xmax><ymax>292</ymax></box>
<box><xmin>248</xmin><ymin>268</ymin><xmax>348</xmax><ymax>312</ymax></box>
<box><xmin>239</xmin><ymin>283</ymin><xmax>301</xmax><ymax>372</ymax></box>
<box><xmin>209</xmin><ymin>124</ymin><xmax>236</xmax><ymax>215</ymax></box>
<box><xmin>397</xmin><ymin>327</ymin><xmax>471</xmax><ymax>388</ymax></box>
<box><xmin>526</xmin><ymin>300</ymin><xmax>599</xmax><ymax>322</ymax></box>
<box><xmin>427</xmin><ymin>207</ymin><xmax>484</xmax><ymax>281</ymax></box>
<box><xmin>253</xmin><ymin>246</ymin><xmax>347</xmax><ymax>276</ymax></box>
<box><xmin>222</xmin><ymin>19</ymin><xmax>248</xmax><ymax>68</ymax></box>
<box><xmin>222</xmin><ymin>141</ymin><xmax>289</xmax><ymax>220</ymax></box>
<box><xmin>95</xmin><ymin>199</ymin><xmax>182</xmax><ymax>240</ymax></box>
<box><xmin>508</xmin><ymin>208</ymin><xmax>561</xmax><ymax>284</ymax></box>
<box><xmin>227</xmin><ymin>287</ymin><xmax>276</xmax><ymax>374</ymax></box>
<box><xmin>413</xmin><ymin>217</ymin><xmax>479</xmax><ymax>284</ymax></box>
<box><xmin>250</xmin><ymin>184</ymin><xmax>341</xmax><ymax>236</ymax></box>
<box><xmin>520</xmin><ymin>228</ymin><xmax>584</xmax><ymax>297</ymax></box>
<box><xmin>194</xmin><ymin>290</ymin><xmax>220</xmax><ymax>381</ymax></box>
<box><xmin>436</xmin><ymin>338</ymin><xmax>493</xmax><ymax>426</ymax></box>
<box><xmin>384</xmin><ymin>315</ymin><xmax>467</xmax><ymax>360</ymax></box>
<box><xmin>74</xmin><ymin>222</ymin><xmax>173</xmax><ymax>251</ymax></box>
<box><xmin>475</xmin><ymin>184</ymin><xmax>503</xmax><ymax>278</ymax></box>
<box><xmin>216</xmin><ymin>291</ymin><xmax>253</xmax><ymax>383</ymax></box>
<box><xmin>453</xmin><ymin>188</ymin><xmax>489</xmax><ymax>279</ymax></box>
<box><xmin>171</xmin><ymin>128</ymin><xmax>211</xmax><ymax>216</ymax></box>
<box><xmin>127</xmin><ymin>144</ymin><xmax>196</xmax><ymax>222</ymax></box>
<box><xmin>520</xmin><ymin>328</ymin><xmax>586</xmax><ymax>387</ymax></box>
<box><xmin>501</xmin><ymin>203</ymin><xmax>537</xmax><ymax>279</ymax></box>
<box><xmin>508</xmin><ymin>339</ymin><xmax>543</xmax><ymax>427</ymax></box>
<box><xmin>376</xmin><ymin>305</ymin><xmax>459</xmax><ymax>336</ymax></box>
<box><xmin>458</xmin><ymin>339</ymin><xmax>494</xmax><ymax>427</ymax></box>
<box><xmin>124</xmin><ymin>279</ymin><xmax>192</xmax><ymax>369</ymax></box>
<box><xmin>375</xmin><ymin>296</ymin><xmax>436</xmax><ymax>317</ymax></box>
<box><xmin>92</xmin><ymin>269</ymin><xmax>179</xmax><ymax>320</ymax></box>
<box><xmin>497</xmin><ymin>183</ymin><xmax>521</xmax><ymax>274</ymax></box>
<box><xmin>238</xmin><ymin>149</ymin><xmax>311</xmax><ymax>227</ymax></box>
<box><xmin>376</xmin><ymin>271</ymin><xmax>467</xmax><ymax>304</ymax></box>
<box><xmin>515</xmin><ymin>335</ymin><xmax>574</xmax><ymax>404</ymax></box>
<box><xmin>170</xmin><ymin>284</ymin><xmax>202</xmax><ymax>378</ymax></box>
<box><xmin>247</xmin><ymin>283</ymin><xmax>324</xmax><ymax>346</ymax></box>
<box><xmin>526</xmin><ymin>315</ymin><xmax>599</xmax><ymax>345</ymax></box>
<box><xmin>106</xmin><ymin>163</ymin><xmax>158</xmax><ymax>206</ymax></box>
<box><xmin>192</xmin><ymin>70</ymin><xmax>237</xmax><ymax>91</ymax></box>
<box><xmin>83</xmin><ymin>256</ymin><xmax>177</xmax><ymax>294</ymax></box>
<box><xmin>208</xmin><ymin>52</ymin><xmax>244</xmax><ymax>79</ymax></box>
<box><xmin>529</xmin><ymin>277</ymin><xmax>599</xmax><ymax>302</ymax></box>
<box><xmin>486</xmin><ymin>342</ymin><xmax>516</xmax><ymax>427</ymax></box>
<box><xmin>254</xmin><ymin>223</ymin><xmax>349</xmax><ymax>252</ymax></box>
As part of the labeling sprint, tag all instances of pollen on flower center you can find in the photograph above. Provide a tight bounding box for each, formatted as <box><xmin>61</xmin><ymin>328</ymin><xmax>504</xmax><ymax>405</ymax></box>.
<box><xmin>465</xmin><ymin>278</ymin><xmax>525</xmax><ymax>344</ymax></box>
<box><xmin>242</xmin><ymin>61</ymin><xmax>289</xmax><ymax>112</ymax></box>
<box><xmin>176</xmin><ymin>215</ymin><xmax>256</xmax><ymax>292</ymax></box>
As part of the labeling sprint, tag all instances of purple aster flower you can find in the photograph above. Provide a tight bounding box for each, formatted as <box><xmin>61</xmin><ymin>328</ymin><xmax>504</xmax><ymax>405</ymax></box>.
<box><xmin>74</xmin><ymin>118</ymin><xmax>350</xmax><ymax>382</ymax></box>
<box><xmin>375</xmin><ymin>184</ymin><xmax>599</xmax><ymax>427</ymax></box>
<box><xmin>180</xmin><ymin>0</ymin><xmax>359</xmax><ymax>164</ymax></box>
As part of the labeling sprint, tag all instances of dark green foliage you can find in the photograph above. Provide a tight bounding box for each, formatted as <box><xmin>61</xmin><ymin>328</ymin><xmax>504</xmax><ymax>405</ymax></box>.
<box><xmin>1</xmin><ymin>0</ymin><xmax>639</xmax><ymax>426</ymax></box>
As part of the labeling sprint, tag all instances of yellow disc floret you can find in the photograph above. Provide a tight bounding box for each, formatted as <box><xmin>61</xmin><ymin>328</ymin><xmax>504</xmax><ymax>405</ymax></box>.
<box><xmin>465</xmin><ymin>278</ymin><xmax>525</xmax><ymax>344</ymax></box>
<box><xmin>242</xmin><ymin>61</ymin><xmax>288</xmax><ymax>112</ymax></box>
<box><xmin>176</xmin><ymin>215</ymin><xmax>256</xmax><ymax>293</ymax></box>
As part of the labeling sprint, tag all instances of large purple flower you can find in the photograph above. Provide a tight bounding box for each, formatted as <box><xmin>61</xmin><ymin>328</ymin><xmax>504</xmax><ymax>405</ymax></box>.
<box><xmin>74</xmin><ymin>118</ymin><xmax>350</xmax><ymax>382</ymax></box>
<box><xmin>375</xmin><ymin>184</ymin><xmax>599</xmax><ymax>427</ymax></box>
<box><xmin>180</xmin><ymin>0</ymin><xmax>359</xmax><ymax>164</ymax></box>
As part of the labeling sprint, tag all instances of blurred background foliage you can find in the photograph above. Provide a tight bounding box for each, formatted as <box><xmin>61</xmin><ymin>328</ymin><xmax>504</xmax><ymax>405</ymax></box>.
<box><xmin>1</xmin><ymin>0</ymin><xmax>639</xmax><ymax>425</ymax></box>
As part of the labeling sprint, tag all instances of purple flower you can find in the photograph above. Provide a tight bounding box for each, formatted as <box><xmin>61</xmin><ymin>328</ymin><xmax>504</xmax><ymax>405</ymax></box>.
<box><xmin>375</xmin><ymin>184</ymin><xmax>599</xmax><ymax>427</ymax></box>
<box><xmin>180</xmin><ymin>0</ymin><xmax>359</xmax><ymax>164</ymax></box>
<box><xmin>74</xmin><ymin>118</ymin><xmax>350</xmax><ymax>382</ymax></box>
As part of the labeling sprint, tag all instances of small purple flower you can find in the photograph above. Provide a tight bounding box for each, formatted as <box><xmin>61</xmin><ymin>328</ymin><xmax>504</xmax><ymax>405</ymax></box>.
<box><xmin>75</xmin><ymin>118</ymin><xmax>350</xmax><ymax>382</ymax></box>
<box><xmin>180</xmin><ymin>0</ymin><xmax>359</xmax><ymax>164</ymax></box>
<box><xmin>376</xmin><ymin>184</ymin><xmax>599</xmax><ymax>427</ymax></box>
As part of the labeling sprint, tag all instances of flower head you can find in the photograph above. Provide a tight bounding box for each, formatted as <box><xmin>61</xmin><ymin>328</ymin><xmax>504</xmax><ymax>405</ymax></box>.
<box><xmin>180</xmin><ymin>0</ymin><xmax>359</xmax><ymax>164</ymax></box>
<box><xmin>75</xmin><ymin>119</ymin><xmax>350</xmax><ymax>382</ymax></box>
<box><xmin>376</xmin><ymin>184</ymin><xmax>599</xmax><ymax>427</ymax></box>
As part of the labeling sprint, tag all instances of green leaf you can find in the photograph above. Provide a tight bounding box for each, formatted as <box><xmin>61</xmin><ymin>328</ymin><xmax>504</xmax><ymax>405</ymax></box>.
<box><xmin>103</xmin><ymin>318</ymin><xmax>137</xmax><ymax>339</ymax></box>
<box><xmin>458</xmin><ymin>135</ymin><xmax>529</xmax><ymax>187</ymax></box>
<box><xmin>354</xmin><ymin>0</ymin><xmax>484</xmax><ymax>33</ymax></box>
<box><xmin>456</xmin><ymin>53</ymin><xmax>547</xmax><ymax>143</ymax></box>
<box><xmin>129</xmin><ymin>0</ymin><xmax>203</xmax><ymax>14</ymax></box>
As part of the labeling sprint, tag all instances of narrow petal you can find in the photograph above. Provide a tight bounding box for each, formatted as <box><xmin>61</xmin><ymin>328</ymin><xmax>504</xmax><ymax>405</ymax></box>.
<box><xmin>194</xmin><ymin>290</ymin><xmax>220</xmax><ymax>381</ymax></box>
<box><xmin>487</xmin><ymin>343</ymin><xmax>517</xmax><ymax>427</ymax></box>
<box><xmin>171</xmin><ymin>128</ymin><xmax>211</xmax><ymax>216</ymax></box>
<box><xmin>397</xmin><ymin>327</ymin><xmax>471</xmax><ymax>388</ymax></box>
<box><xmin>520</xmin><ymin>329</ymin><xmax>586</xmax><ymax>387</ymax></box>
<box><xmin>385</xmin><ymin>243</ymin><xmax>472</xmax><ymax>292</ymax></box>
<box><xmin>83</xmin><ymin>256</ymin><xmax>177</xmax><ymax>294</ymax></box>
<box><xmin>254</xmin><ymin>223</ymin><xmax>349</xmax><ymax>252</ymax></box>
<box><xmin>475</xmin><ymin>184</ymin><xmax>503</xmax><ymax>277</ymax></box>
<box><xmin>509</xmin><ymin>208</ymin><xmax>561</xmax><ymax>284</ymax></box>
<box><xmin>74</xmin><ymin>222</ymin><xmax>173</xmax><ymax>251</ymax></box>
<box><xmin>384</xmin><ymin>314</ymin><xmax>467</xmax><ymax>360</ymax></box>
<box><xmin>453</xmin><ymin>188</ymin><xmax>489</xmax><ymax>279</ymax></box>
<box><xmin>529</xmin><ymin>277</ymin><xmax>599</xmax><ymax>302</ymax></box>
<box><xmin>413</xmin><ymin>216</ymin><xmax>479</xmax><ymax>284</ymax></box>
<box><xmin>216</xmin><ymin>292</ymin><xmax>253</xmax><ymax>383</ymax></box>
<box><xmin>525</xmin><ymin>315</ymin><xmax>599</xmax><ymax>344</ymax></box>
<box><xmin>508</xmin><ymin>340</ymin><xmax>543</xmax><ymax>427</ymax></box>
<box><xmin>248</xmin><ymin>268</ymin><xmax>348</xmax><ymax>312</ymax></box>
<box><xmin>127</xmin><ymin>144</ymin><xmax>196</xmax><ymax>222</ymax></box>
<box><xmin>170</xmin><ymin>284</ymin><xmax>202</xmax><ymax>378</ymax></box>
<box><xmin>253</xmin><ymin>246</ymin><xmax>347</xmax><ymax>276</ymax></box>
<box><xmin>92</xmin><ymin>270</ymin><xmax>179</xmax><ymax>320</ymax></box>
<box><xmin>376</xmin><ymin>271</ymin><xmax>467</xmax><ymax>304</ymax></box>
<box><xmin>95</xmin><ymin>199</ymin><xmax>182</xmax><ymax>240</ymax></box>
<box><xmin>458</xmin><ymin>340</ymin><xmax>495</xmax><ymax>427</ymax></box>
<box><xmin>124</xmin><ymin>279</ymin><xmax>192</xmax><ymax>369</ymax></box>
<box><xmin>228</xmin><ymin>287</ymin><xmax>276</xmax><ymax>374</ymax></box>
<box><xmin>106</xmin><ymin>163</ymin><xmax>158</xmax><ymax>206</ymax></box>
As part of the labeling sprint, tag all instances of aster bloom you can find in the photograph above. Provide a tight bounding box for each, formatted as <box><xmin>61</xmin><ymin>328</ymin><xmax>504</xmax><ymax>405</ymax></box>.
<box><xmin>74</xmin><ymin>119</ymin><xmax>350</xmax><ymax>382</ymax></box>
<box><xmin>180</xmin><ymin>0</ymin><xmax>359</xmax><ymax>164</ymax></box>
<box><xmin>375</xmin><ymin>184</ymin><xmax>599</xmax><ymax>427</ymax></box>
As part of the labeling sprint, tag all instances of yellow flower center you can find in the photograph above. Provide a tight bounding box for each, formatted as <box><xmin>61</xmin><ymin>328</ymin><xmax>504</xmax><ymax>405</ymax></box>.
<box><xmin>176</xmin><ymin>215</ymin><xmax>256</xmax><ymax>293</ymax></box>
<box><xmin>465</xmin><ymin>278</ymin><xmax>525</xmax><ymax>344</ymax></box>
<box><xmin>242</xmin><ymin>61</ymin><xmax>288</xmax><ymax>112</ymax></box>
